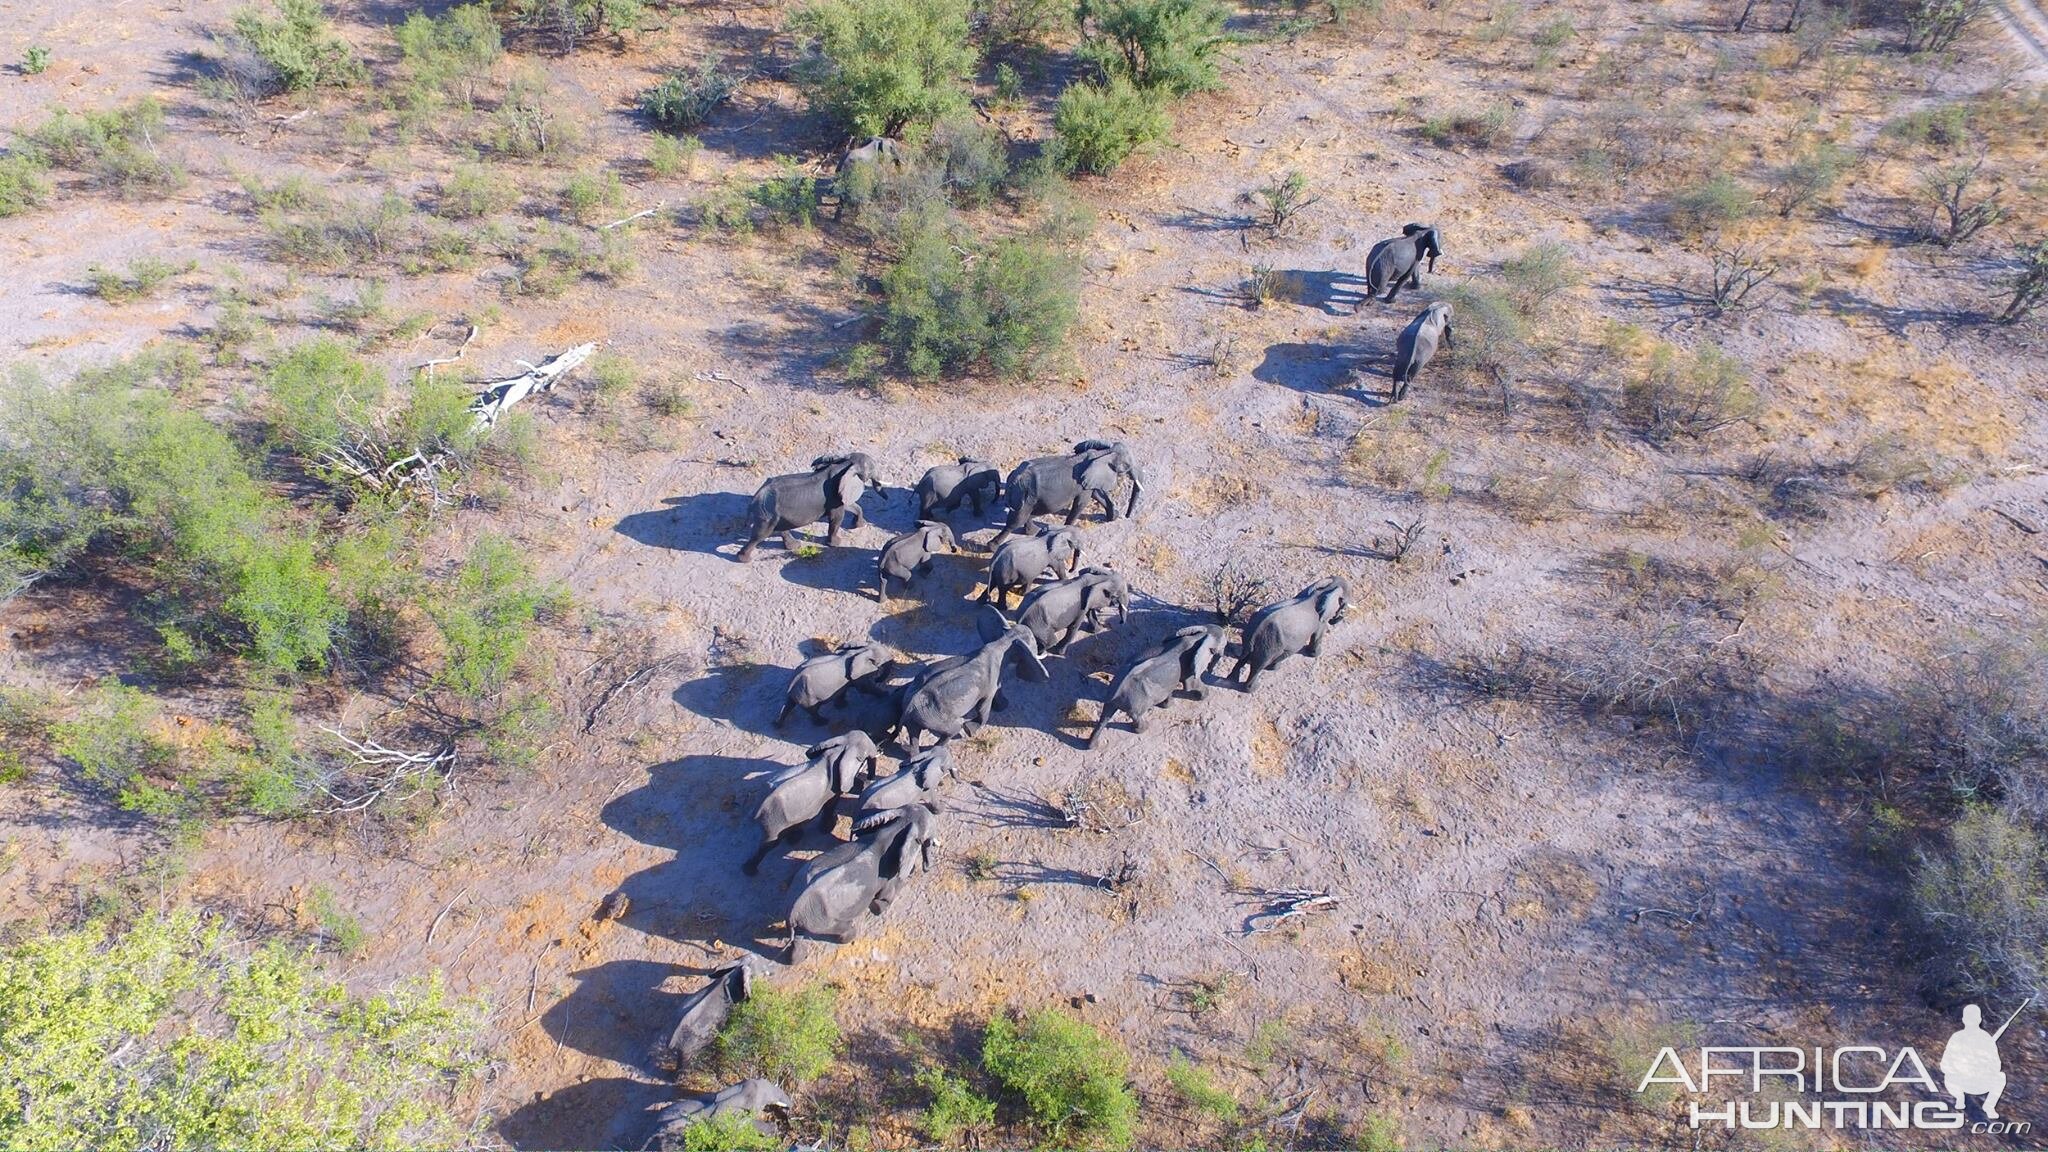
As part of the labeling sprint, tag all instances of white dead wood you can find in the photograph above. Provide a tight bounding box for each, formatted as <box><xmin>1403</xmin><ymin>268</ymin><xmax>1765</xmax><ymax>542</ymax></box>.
<box><xmin>471</xmin><ymin>342</ymin><xmax>598</xmax><ymax>430</ymax></box>
<box><xmin>600</xmin><ymin>204</ymin><xmax>665</xmax><ymax>230</ymax></box>
<box><xmin>312</xmin><ymin>726</ymin><xmax>457</xmax><ymax>814</ymax></box>
<box><xmin>413</xmin><ymin>321</ymin><xmax>479</xmax><ymax>379</ymax></box>
<box><xmin>1245</xmin><ymin>889</ymin><xmax>1340</xmax><ymax>934</ymax></box>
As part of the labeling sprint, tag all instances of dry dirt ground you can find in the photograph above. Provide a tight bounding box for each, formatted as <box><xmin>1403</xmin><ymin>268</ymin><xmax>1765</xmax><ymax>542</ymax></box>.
<box><xmin>3</xmin><ymin>0</ymin><xmax>2047</xmax><ymax>1148</ymax></box>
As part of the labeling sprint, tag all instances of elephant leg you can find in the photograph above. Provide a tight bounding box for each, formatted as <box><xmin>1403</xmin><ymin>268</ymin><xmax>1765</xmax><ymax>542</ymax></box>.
<box><xmin>743</xmin><ymin>837</ymin><xmax>776</xmax><ymax>875</ymax></box>
<box><xmin>738</xmin><ymin>523</ymin><xmax>773</xmax><ymax>562</ymax></box>
<box><xmin>1086</xmin><ymin>706</ymin><xmax>1118</xmax><ymax>749</ymax></box>
<box><xmin>812</xmin><ymin>803</ymin><xmax>839</xmax><ymax>834</ymax></box>
<box><xmin>1063</xmin><ymin>497</ymin><xmax>1084</xmax><ymax>525</ymax></box>
<box><xmin>826</xmin><ymin>517</ymin><xmax>844</xmax><ymax>547</ymax></box>
<box><xmin>807</xmin><ymin>702</ymin><xmax>829</xmax><ymax>724</ymax></box>
<box><xmin>844</xmin><ymin>503</ymin><xmax>867</xmax><ymax>529</ymax></box>
<box><xmin>780</xmin><ymin>529</ymin><xmax>802</xmax><ymax>553</ymax></box>
<box><xmin>1131</xmin><ymin>710</ymin><xmax>1153</xmax><ymax>735</ymax></box>
<box><xmin>1306</xmin><ymin>628</ymin><xmax>1325</xmax><ymax>657</ymax></box>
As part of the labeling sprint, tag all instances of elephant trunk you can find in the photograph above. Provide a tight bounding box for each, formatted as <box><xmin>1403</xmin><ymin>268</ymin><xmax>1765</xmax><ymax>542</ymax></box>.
<box><xmin>1123</xmin><ymin>469</ymin><xmax>1144</xmax><ymax>517</ymax></box>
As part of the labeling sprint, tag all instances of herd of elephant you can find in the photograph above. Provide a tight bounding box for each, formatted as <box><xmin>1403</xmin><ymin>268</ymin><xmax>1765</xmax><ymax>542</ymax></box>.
<box><xmin>641</xmin><ymin>241</ymin><xmax>1451</xmax><ymax>1136</ymax></box>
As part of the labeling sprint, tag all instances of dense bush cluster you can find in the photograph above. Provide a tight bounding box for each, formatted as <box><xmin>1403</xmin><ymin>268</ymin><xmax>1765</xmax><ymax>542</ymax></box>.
<box><xmin>983</xmin><ymin>1007</ymin><xmax>1139</xmax><ymax>1148</ymax></box>
<box><xmin>789</xmin><ymin>0</ymin><xmax>978</xmax><ymax>137</ymax></box>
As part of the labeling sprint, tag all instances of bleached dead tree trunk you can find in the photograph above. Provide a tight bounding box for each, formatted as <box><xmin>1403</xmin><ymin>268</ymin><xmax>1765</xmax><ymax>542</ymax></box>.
<box><xmin>470</xmin><ymin>342</ymin><xmax>597</xmax><ymax>430</ymax></box>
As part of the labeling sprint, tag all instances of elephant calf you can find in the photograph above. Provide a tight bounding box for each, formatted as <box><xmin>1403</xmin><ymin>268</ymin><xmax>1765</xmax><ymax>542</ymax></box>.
<box><xmin>1390</xmin><ymin>301</ymin><xmax>1453</xmax><ymax>402</ymax></box>
<box><xmin>856</xmin><ymin>745</ymin><xmax>953</xmax><ymax>816</ymax></box>
<box><xmin>1017</xmin><ymin>566</ymin><xmax>1129</xmax><ymax>655</ymax></box>
<box><xmin>1088</xmin><ymin>625</ymin><xmax>1225</xmax><ymax>748</ymax></box>
<box><xmin>877</xmin><ymin>521</ymin><xmax>956</xmax><ymax>602</ymax></box>
<box><xmin>1231</xmin><ymin>577</ymin><xmax>1351</xmax><ymax>691</ymax></box>
<box><xmin>744</xmin><ymin>732</ymin><xmax>880</xmax><ymax>874</ymax></box>
<box><xmin>981</xmin><ymin>526</ymin><xmax>1082</xmax><ymax>607</ymax></box>
<box><xmin>665</xmin><ymin>960</ymin><xmax>753</xmax><ymax>1071</ymax></box>
<box><xmin>778</xmin><ymin>642</ymin><xmax>895</xmax><ymax>727</ymax></box>
<box><xmin>737</xmin><ymin>452</ymin><xmax>880</xmax><ymax>562</ymax></box>
<box><xmin>916</xmin><ymin>458</ymin><xmax>1001</xmax><ymax>519</ymax></box>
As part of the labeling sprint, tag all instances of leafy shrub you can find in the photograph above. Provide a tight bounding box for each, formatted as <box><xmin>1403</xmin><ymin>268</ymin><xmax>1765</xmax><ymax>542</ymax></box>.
<box><xmin>436</xmin><ymin>164</ymin><xmax>517</xmax><ymax>219</ymax></box>
<box><xmin>714</xmin><ymin>983</ymin><xmax>842</xmax><ymax>1084</ymax></box>
<box><xmin>429</xmin><ymin>535</ymin><xmax>564</xmax><ymax>700</ymax></box>
<box><xmin>1438</xmin><ymin>283</ymin><xmax>1530</xmax><ymax>400</ymax></box>
<box><xmin>489</xmin><ymin>67</ymin><xmax>582</xmax><ymax>159</ymax></box>
<box><xmin>263</xmin><ymin>189</ymin><xmax>416</xmax><ymax>267</ymax></box>
<box><xmin>395</xmin><ymin>4</ymin><xmax>501</xmax><ymax>112</ymax></box>
<box><xmin>675</xmin><ymin>1112</ymin><xmax>784</xmax><ymax>1151</ymax></box>
<box><xmin>869</xmin><ymin>214</ymin><xmax>1080</xmax><ymax>380</ymax></box>
<box><xmin>1998</xmin><ymin>237</ymin><xmax>2048</xmax><ymax>326</ymax></box>
<box><xmin>982</xmin><ymin>1007</ymin><xmax>1138</xmax><ymax>1148</ymax></box>
<box><xmin>1904</xmin><ymin>0</ymin><xmax>1987</xmax><ymax>50</ymax></box>
<box><xmin>503</xmin><ymin>0</ymin><xmax>651</xmax><ymax>51</ymax></box>
<box><xmin>1498</xmin><ymin>241</ymin><xmax>1580</xmax><ymax>317</ymax></box>
<box><xmin>223</xmin><ymin>0</ymin><xmax>367</xmax><ymax>96</ymax></box>
<box><xmin>561</xmin><ymin>168</ymin><xmax>625</xmax><ymax>223</ymax></box>
<box><xmin>918</xmin><ymin>1065</ymin><xmax>997</xmax><ymax>1143</ymax></box>
<box><xmin>744</xmin><ymin>159</ymin><xmax>819</xmax><ymax>231</ymax></box>
<box><xmin>52</xmin><ymin>681</ymin><xmax>179</xmax><ymax>816</ymax></box>
<box><xmin>648</xmin><ymin>133</ymin><xmax>702</xmax><ymax>178</ymax></box>
<box><xmin>1916</xmin><ymin>806</ymin><xmax>2048</xmax><ymax>998</ymax></box>
<box><xmin>1419</xmin><ymin>101</ymin><xmax>1518</xmax><ymax>149</ymax></box>
<box><xmin>924</xmin><ymin>112</ymin><xmax>1009</xmax><ymax>204</ymax></box>
<box><xmin>264</xmin><ymin>337</ymin><xmax>386</xmax><ymax>458</ymax></box>
<box><xmin>22</xmin><ymin>46</ymin><xmax>51</xmax><ymax>74</ymax></box>
<box><xmin>1077</xmin><ymin>0</ymin><xmax>1230</xmax><ymax>94</ymax></box>
<box><xmin>507</xmin><ymin>224</ymin><xmax>636</xmax><ymax>295</ymax></box>
<box><xmin>85</xmin><ymin>256</ymin><xmax>193</xmax><ymax>304</ymax></box>
<box><xmin>976</xmin><ymin>0</ymin><xmax>1072</xmax><ymax>45</ymax></box>
<box><xmin>0</xmin><ymin>909</ymin><xmax>483</xmax><ymax>1148</ymax></box>
<box><xmin>1767</xmin><ymin>139</ymin><xmax>1853</xmax><ymax>218</ymax></box>
<box><xmin>790</xmin><ymin>0</ymin><xmax>979</xmax><ymax>136</ymax></box>
<box><xmin>1165</xmin><ymin>1051</ymin><xmax>1238</xmax><ymax>1120</ymax></box>
<box><xmin>1619</xmin><ymin>339</ymin><xmax>1758</xmax><ymax>444</ymax></box>
<box><xmin>25</xmin><ymin>99</ymin><xmax>187</xmax><ymax>195</ymax></box>
<box><xmin>1051</xmin><ymin>78</ymin><xmax>1167</xmax><ymax>174</ymax></box>
<box><xmin>0</xmin><ymin>155</ymin><xmax>51</xmax><ymax>218</ymax></box>
<box><xmin>641</xmin><ymin>60</ymin><xmax>739</xmax><ymax>131</ymax></box>
<box><xmin>1665</xmin><ymin>173</ymin><xmax>1754</xmax><ymax>236</ymax></box>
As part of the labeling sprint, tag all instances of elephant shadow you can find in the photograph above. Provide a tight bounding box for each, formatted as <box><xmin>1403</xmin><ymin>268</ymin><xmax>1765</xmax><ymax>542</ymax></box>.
<box><xmin>497</xmin><ymin>1074</ymin><xmax>671</xmax><ymax>1151</ymax></box>
<box><xmin>772</xmin><ymin>544</ymin><xmax>883</xmax><ymax>598</ymax></box>
<box><xmin>615</xmin><ymin>492</ymin><xmax>752</xmax><ymax>560</ymax></box>
<box><xmin>1252</xmin><ymin>342</ymin><xmax>1386</xmax><ymax>405</ymax></box>
<box><xmin>536</xmin><ymin>957</ymin><xmax>700</xmax><ymax>1073</ymax></box>
<box><xmin>672</xmin><ymin>662</ymin><xmax>795</xmax><ymax>738</ymax></box>
<box><xmin>1270</xmin><ymin>269</ymin><xmax>1373</xmax><ymax>315</ymax></box>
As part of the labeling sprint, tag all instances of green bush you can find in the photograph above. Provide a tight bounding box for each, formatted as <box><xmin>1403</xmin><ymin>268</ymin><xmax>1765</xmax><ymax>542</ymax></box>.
<box><xmin>265</xmin><ymin>337</ymin><xmax>386</xmax><ymax>457</ymax></box>
<box><xmin>1077</xmin><ymin>0</ymin><xmax>1230</xmax><ymax>95</ymax></box>
<box><xmin>744</xmin><ymin>158</ymin><xmax>819</xmax><ymax>231</ymax></box>
<box><xmin>1620</xmin><ymin>339</ymin><xmax>1758</xmax><ymax>444</ymax></box>
<box><xmin>918</xmin><ymin>1065</ymin><xmax>997</xmax><ymax>1143</ymax></box>
<box><xmin>0</xmin><ymin>155</ymin><xmax>51</xmax><ymax>218</ymax></box>
<box><xmin>25</xmin><ymin>99</ymin><xmax>187</xmax><ymax>195</ymax></box>
<box><xmin>1498</xmin><ymin>241</ymin><xmax>1581</xmax><ymax>318</ymax></box>
<box><xmin>641</xmin><ymin>60</ymin><xmax>739</xmax><ymax>131</ymax></box>
<box><xmin>225</xmin><ymin>0</ymin><xmax>367</xmax><ymax>95</ymax></box>
<box><xmin>84</xmin><ymin>256</ymin><xmax>193</xmax><ymax>304</ymax></box>
<box><xmin>982</xmin><ymin>1007</ymin><xmax>1138</xmax><ymax>1148</ymax></box>
<box><xmin>52</xmin><ymin>681</ymin><xmax>179</xmax><ymax>816</ymax></box>
<box><xmin>429</xmin><ymin>535</ymin><xmax>564</xmax><ymax>700</ymax></box>
<box><xmin>262</xmin><ymin>189</ymin><xmax>416</xmax><ymax>268</ymax></box>
<box><xmin>561</xmin><ymin>168</ymin><xmax>625</xmax><ymax>223</ymax></box>
<box><xmin>1165</xmin><ymin>1051</ymin><xmax>1237</xmax><ymax>1120</ymax></box>
<box><xmin>488</xmin><ymin>67</ymin><xmax>582</xmax><ymax>159</ymax></box>
<box><xmin>226</xmin><ymin>532</ymin><xmax>345</xmax><ymax>676</ymax></box>
<box><xmin>436</xmin><ymin>164</ymin><xmax>517</xmax><ymax>219</ymax></box>
<box><xmin>714</xmin><ymin>982</ymin><xmax>842</xmax><ymax>1084</ymax></box>
<box><xmin>1665</xmin><ymin>173</ymin><xmax>1754</xmax><ymax>235</ymax></box>
<box><xmin>1767</xmin><ymin>139</ymin><xmax>1854</xmax><ymax>218</ymax></box>
<box><xmin>676</xmin><ymin>1112</ymin><xmax>784</xmax><ymax>1151</ymax></box>
<box><xmin>22</xmin><ymin>46</ymin><xmax>51</xmax><ymax>74</ymax></box>
<box><xmin>790</xmin><ymin>0</ymin><xmax>978</xmax><ymax>136</ymax></box>
<box><xmin>871</xmin><ymin>214</ymin><xmax>1080</xmax><ymax>380</ymax></box>
<box><xmin>1051</xmin><ymin>78</ymin><xmax>1167</xmax><ymax>175</ymax></box>
<box><xmin>0</xmin><ymin>908</ymin><xmax>483</xmax><ymax>1148</ymax></box>
<box><xmin>395</xmin><ymin>3</ymin><xmax>501</xmax><ymax>112</ymax></box>
<box><xmin>1916</xmin><ymin>805</ymin><xmax>2048</xmax><ymax>998</ymax></box>
<box><xmin>976</xmin><ymin>0</ymin><xmax>1072</xmax><ymax>45</ymax></box>
<box><xmin>648</xmin><ymin>133</ymin><xmax>702</xmax><ymax>178</ymax></box>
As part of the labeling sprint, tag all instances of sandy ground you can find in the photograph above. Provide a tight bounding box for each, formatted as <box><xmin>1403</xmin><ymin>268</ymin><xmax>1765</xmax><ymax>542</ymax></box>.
<box><xmin>3</xmin><ymin>0</ymin><xmax>2048</xmax><ymax>1148</ymax></box>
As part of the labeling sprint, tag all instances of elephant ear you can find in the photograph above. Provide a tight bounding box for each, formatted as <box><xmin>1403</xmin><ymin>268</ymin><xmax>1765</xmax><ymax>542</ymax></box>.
<box><xmin>974</xmin><ymin>605</ymin><xmax>1010</xmax><ymax>643</ymax></box>
<box><xmin>1316</xmin><ymin>583</ymin><xmax>1347</xmax><ymax>617</ymax></box>
<box><xmin>834</xmin><ymin>465</ymin><xmax>867</xmax><ymax>508</ymax></box>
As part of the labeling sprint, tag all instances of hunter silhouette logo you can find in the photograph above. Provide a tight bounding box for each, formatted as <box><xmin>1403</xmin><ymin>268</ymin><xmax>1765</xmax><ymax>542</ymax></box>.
<box><xmin>1636</xmin><ymin>998</ymin><xmax>2035</xmax><ymax>1134</ymax></box>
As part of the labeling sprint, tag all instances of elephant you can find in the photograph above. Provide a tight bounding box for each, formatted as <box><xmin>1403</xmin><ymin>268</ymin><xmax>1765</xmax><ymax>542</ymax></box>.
<box><xmin>777</xmin><ymin>642</ymin><xmax>896</xmax><ymax>727</ymax></box>
<box><xmin>831</xmin><ymin>136</ymin><xmax>908</xmax><ymax>219</ymax></box>
<box><xmin>1230</xmin><ymin>577</ymin><xmax>1351</xmax><ymax>690</ymax></box>
<box><xmin>856</xmin><ymin>745</ymin><xmax>953</xmax><ymax>817</ymax></box>
<box><xmin>1016</xmin><ymin>566</ymin><xmax>1129</xmax><ymax>655</ymax></box>
<box><xmin>649</xmin><ymin>1078</ymin><xmax>791</xmax><ymax>1148</ymax></box>
<box><xmin>916</xmin><ymin>458</ymin><xmax>1001</xmax><ymax>519</ymax></box>
<box><xmin>1389</xmin><ymin>301</ymin><xmax>1453</xmax><ymax>402</ymax></box>
<box><xmin>736</xmin><ymin>452</ymin><xmax>881</xmax><ymax>562</ymax></box>
<box><xmin>743</xmin><ymin>732</ymin><xmax>880</xmax><ymax>874</ymax></box>
<box><xmin>981</xmin><ymin>526</ymin><xmax>1083</xmax><ymax>607</ymax></box>
<box><xmin>785</xmin><ymin>801</ymin><xmax>939</xmax><ymax>960</ymax></box>
<box><xmin>1087</xmin><ymin>624</ymin><xmax>1226</xmax><ymax>748</ymax></box>
<box><xmin>1363</xmin><ymin>224</ymin><xmax>1442</xmax><ymax>305</ymax></box>
<box><xmin>663</xmin><ymin>960</ymin><xmax>753</xmax><ymax>1071</ymax></box>
<box><xmin>990</xmin><ymin>440</ymin><xmax>1144</xmax><ymax>549</ymax></box>
<box><xmin>876</xmin><ymin>521</ymin><xmax>956</xmax><ymax>602</ymax></box>
<box><xmin>897</xmin><ymin>626</ymin><xmax>1049</xmax><ymax>750</ymax></box>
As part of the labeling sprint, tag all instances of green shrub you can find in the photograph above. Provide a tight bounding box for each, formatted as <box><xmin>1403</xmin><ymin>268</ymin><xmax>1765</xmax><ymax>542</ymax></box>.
<box><xmin>1419</xmin><ymin>101</ymin><xmax>1518</xmax><ymax>149</ymax></box>
<box><xmin>507</xmin><ymin>224</ymin><xmax>636</xmax><ymax>296</ymax></box>
<box><xmin>918</xmin><ymin>1065</ymin><xmax>997</xmax><ymax>1142</ymax></box>
<box><xmin>265</xmin><ymin>338</ymin><xmax>386</xmax><ymax>457</ymax></box>
<box><xmin>561</xmin><ymin>168</ymin><xmax>625</xmax><ymax>223</ymax></box>
<box><xmin>0</xmin><ymin>156</ymin><xmax>51</xmax><ymax>218</ymax></box>
<box><xmin>429</xmin><ymin>536</ymin><xmax>564</xmax><ymax>700</ymax></box>
<box><xmin>873</xmin><ymin>215</ymin><xmax>1080</xmax><ymax>380</ymax></box>
<box><xmin>1666</xmin><ymin>173</ymin><xmax>1754</xmax><ymax>235</ymax></box>
<box><xmin>745</xmin><ymin>158</ymin><xmax>819</xmax><ymax>230</ymax></box>
<box><xmin>1498</xmin><ymin>241</ymin><xmax>1580</xmax><ymax>317</ymax></box>
<box><xmin>84</xmin><ymin>256</ymin><xmax>194</xmax><ymax>304</ymax></box>
<box><xmin>1916</xmin><ymin>805</ymin><xmax>2048</xmax><ymax>998</ymax></box>
<box><xmin>489</xmin><ymin>67</ymin><xmax>582</xmax><ymax>159</ymax></box>
<box><xmin>641</xmin><ymin>60</ymin><xmax>739</xmax><ymax>131</ymax></box>
<box><xmin>648</xmin><ymin>133</ymin><xmax>702</xmax><ymax>178</ymax></box>
<box><xmin>308</xmin><ymin>884</ymin><xmax>368</xmax><ymax>955</ymax></box>
<box><xmin>225</xmin><ymin>0</ymin><xmax>367</xmax><ymax>95</ymax></box>
<box><xmin>0</xmin><ymin>908</ymin><xmax>483</xmax><ymax>1148</ymax></box>
<box><xmin>790</xmin><ymin>0</ymin><xmax>978</xmax><ymax>136</ymax></box>
<box><xmin>436</xmin><ymin>164</ymin><xmax>516</xmax><ymax>219</ymax></box>
<box><xmin>1051</xmin><ymin>78</ymin><xmax>1167</xmax><ymax>174</ymax></box>
<box><xmin>925</xmin><ymin>112</ymin><xmax>1009</xmax><ymax>204</ymax></box>
<box><xmin>1165</xmin><ymin>1051</ymin><xmax>1238</xmax><ymax>1120</ymax></box>
<box><xmin>395</xmin><ymin>3</ymin><xmax>501</xmax><ymax>112</ymax></box>
<box><xmin>226</xmin><ymin>532</ymin><xmax>345</xmax><ymax>676</ymax></box>
<box><xmin>714</xmin><ymin>983</ymin><xmax>842</xmax><ymax>1084</ymax></box>
<box><xmin>1077</xmin><ymin>0</ymin><xmax>1230</xmax><ymax>95</ymax></box>
<box><xmin>22</xmin><ymin>46</ymin><xmax>52</xmax><ymax>74</ymax></box>
<box><xmin>25</xmin><ymin>99</ymin><xmax>187</xmax><ymax>195</ymax></box>
<box><xmin>1620</xmin><ymin>340</ymin><xmax>1758</xmax><ymax>443</ymax></box>
<box><xmin>503</xmin><ymin>0</ymin><xmax>651</xmax><ymax>51</ymax></box>
<box><xmin>1767</xmin><ymin>139</ymin><xmax>1854</xmax><ymax>218</ymax></box>
<box><xmin>977</xmin><ymin>0</ymin><xmax>1072</xmax><ymax>45</ymax></box>
<box><xmin>982</xmin><ymin>1007</ymin><xmax>1138</xmax><ymax>1148</ymax></box>
<box><xmin>675</xmin><ymin>1112</ymin><xmax>783</xmax><ymax>1151</ymax></box>
<box><xmin>263</xmin><ymin>190</ymin><xmax>416</xmax><ymax>267</ymax></box>
<box><xmin>52</xmin><ymin>681</ymin><xmax>180</xmax><ymax>816</ymax></box>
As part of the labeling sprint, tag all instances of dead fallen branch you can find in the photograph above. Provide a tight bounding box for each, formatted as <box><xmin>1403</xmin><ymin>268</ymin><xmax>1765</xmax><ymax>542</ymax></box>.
<box><xmin>311</xmin><ymin>727</ymin><xmax>457</xmax><ymax>815</ymax></box>
<box><xmin>472</xmin><ymin>342</ymin><xmax>597</xmax><ymax>429</ymax></box>
<box><xmin>1245</xmin><ymin>889</ymin><xmax>1339</xmax><ymax>934</ymax></box>
<box><xmin>584</xmin><ymin>654</ymin><xmax>690</xmax><ymax>734</ymax></box>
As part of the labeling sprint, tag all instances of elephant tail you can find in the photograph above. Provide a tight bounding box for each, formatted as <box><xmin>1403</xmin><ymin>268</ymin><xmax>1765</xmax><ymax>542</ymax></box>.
<box><xmin>1086</xmin><ymin>706</ymin><xmax>1115</xmax><ymax>750</ymax></box>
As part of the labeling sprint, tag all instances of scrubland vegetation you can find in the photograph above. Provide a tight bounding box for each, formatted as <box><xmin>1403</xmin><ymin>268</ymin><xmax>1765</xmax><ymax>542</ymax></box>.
<box><xmin>2</xmin><ymin>0</ymin><xmax>2046</xmax><ymax>1144</ymax></box>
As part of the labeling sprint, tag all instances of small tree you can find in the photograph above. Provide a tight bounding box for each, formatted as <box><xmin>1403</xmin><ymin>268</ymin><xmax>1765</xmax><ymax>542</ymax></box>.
<box><xmin>1906</xmin><ymin>0</ymin><xmax>1988</xmax><ymax>50</ymax></box>
<box><xmin>790</xmin><ymin>0</ymin><xmax>978</xmax><ymax>137</ymax></box>
<box><xmin>1767</xmin><ymin>139</ymin><xmax>1853</xmax><ymax>218</ymax></box>
<box><xmin>1251</xmin><ymin>170</ymin><xmax>1317</xmax><ymax>234</ymax></box>
<box><xmin>1077</xmin><ymin>0</ymin><xmax>1231</xmax><ymax>95</ymax></box>
<box><xmin>1996</xmin><ymin>239</ymin><xmax>2048</xmax><ymax>325</ymax></box>
<box><xmin>642</xmin><ymin>60</ymin><xmax>740</xmax><ymax>131</ymax></box>
<box><xmin>714</xmin><ymin>983</ymin><xmax>842</xmax><ymax>1083</ymax></box>
<box><xmin>870</xmin><ymin>213</ymin><xmax>1080</xmax><ymax>380</ymax></box>
<box><xmin>983</xmin><ymin>1007</ymin><xmax>1138</xmax><ymax>1148</ymax></box>
<box><xmin>1915</xmin><ymin>159</ymin><xmax>2003</xmax><ymax>247</ymax></box>
<box><xmin>222</xmin><ymin>0</ymin><xmax>367</xmax><ymax>96</ymax></box>
<box><xmin>1702</xmin><ymin>240</ymin><xmax>1780</xmax><ymax>317</ymax></box>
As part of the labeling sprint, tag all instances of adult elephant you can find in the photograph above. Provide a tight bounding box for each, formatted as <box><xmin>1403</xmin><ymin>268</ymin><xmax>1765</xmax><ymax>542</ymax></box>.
<box><xmin>736</xmin><ymin>452</ymin><xmax>882</xmax><ymax>561</ymax></box>
<box><xmin>897</xmin><ymin>626</ymin><xmax>1048</xmax><ymax>750</ymax></box>
<box><xmin>1389</xmin><ymin>301</ymin><xmax>1453</xmax><ymax>402</ymax></box>
<box><xmin>1087</xmin><ymin>624</ymin><xmax>1225</xmax><ymax>748</ymax></box>
<box><xmin>664</xmin><ymin>960</ymin><xmax>754</xmax><ymax>1071</ymax></box>
<box><xmin>1363</xmin><ymin>224</ymin><xmax>1442</xmax><ymax>305</ymax></box>
<box><xmin>990</xmin><ymin>440</ymin><xmax>1144</xmax><ymax>550</ymax></box>
<box><xmin>784</xmin><ymin>801</ymin><xmax>938</xmax><ymax>960</ymax></box>
<box><xmin>1015</xmin><ymin>566</ymin><xmax>1129</xmax><ymax>655</ymax></box>
<box><xmin>915</xmin><ymin>458</ymin><xmax>1002</xmax><ymax>519</ymax></box>
<box><xmin>777</xmin><ymin>642</ymin><xmax>896</xmax><ymax>727</ymax></box>
<box><xmin>1230</xmin><ymin>577</ymin><xmax>1351</xmax><ymax>690</ymax></box>
<box><xmin>981</xmin><ymin>526</ymin><xmax>1083</xmax><ymax>607</ymax></box>
<box><xmin>743</xmin><ymin>732</ymin><xmax>879</xmax><ymax>874</ymax></box>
